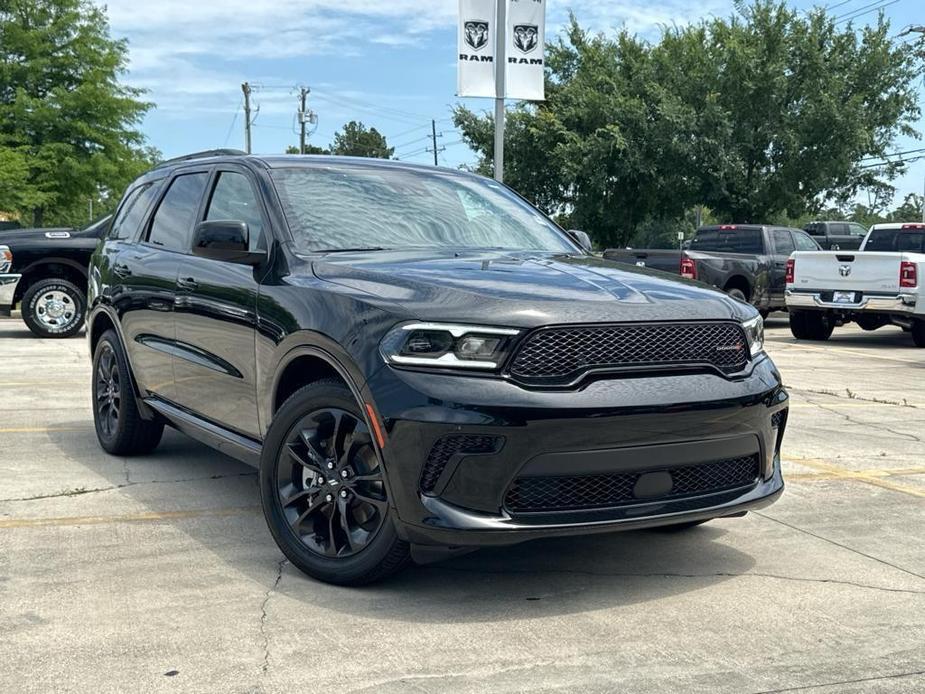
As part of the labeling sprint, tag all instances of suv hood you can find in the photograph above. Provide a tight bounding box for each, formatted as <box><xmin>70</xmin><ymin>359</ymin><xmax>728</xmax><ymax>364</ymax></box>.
<box><xmin>311</xmin><ymin>249</ymin><xmax>749</xmax><ymax>327</ymax></box>
<box><xmin>0</xmin><ymin>227</ymin><xmax>74</xmax><ymax>244</ymax></box>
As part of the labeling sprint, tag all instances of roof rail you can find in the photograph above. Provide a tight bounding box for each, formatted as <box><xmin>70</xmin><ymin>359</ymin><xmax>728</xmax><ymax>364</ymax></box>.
<box><xmin>153</xmin><ymin>149</ymin><xmax>247</xmax><ymax>169</ymax></box>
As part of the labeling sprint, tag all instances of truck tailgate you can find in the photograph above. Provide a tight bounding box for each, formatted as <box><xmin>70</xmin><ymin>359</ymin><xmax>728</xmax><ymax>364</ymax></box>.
<box><xmin>790</xmin><ymin>251</ymin><xmax>909</xmax><ymax>293</ymax></box>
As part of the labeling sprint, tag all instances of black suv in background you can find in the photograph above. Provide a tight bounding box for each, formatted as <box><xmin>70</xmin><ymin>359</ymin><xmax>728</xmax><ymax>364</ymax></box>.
<box><xmin>802</xmin><ymin>221</ymin><xmax>867</xmax><ymax>250</ymax></box>
<box><xmin>87</xmin><ymin>151</ymin><xmax>787</xmax><ymax>585</ymax></box>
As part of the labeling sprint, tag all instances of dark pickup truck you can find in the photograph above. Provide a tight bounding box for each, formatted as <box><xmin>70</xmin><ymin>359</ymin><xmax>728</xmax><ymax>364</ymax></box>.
<box><xmin>0</xmin><ymin>215</ymin><xmax>111</xmax><ymax>337</ymax></box>
<box><xmin>606</xmin><ymin>225</ymin><xmax>821</xmax><ymax>313</ymax></box>
<box><xmin>803</xmin><ymin>221</ymin><xmax>867</xmax><ymax>251</ymax></box>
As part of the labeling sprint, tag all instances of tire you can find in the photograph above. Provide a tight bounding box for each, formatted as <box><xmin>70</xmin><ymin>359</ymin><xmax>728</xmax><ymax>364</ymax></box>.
<box><xmin>92</xmin><ymin>330</ymin><xmax>164</xmax><ymax>455</ymax></box>
<box><xmin>259</xmin><ymin>378</ymin><xmax>410</xmax><ymax>586</ymax></box>
<box><xmin>912</xmin><ymin>320</ymin><xmax>925</xmax><ymax>348</ymax></box>
<box><xmin>22</xmin><ymin>277</ymin><xmax>86</xmax><ymax>338</ymax></box>
<box><xmin>726</xmin><ymin>287</ymin><xmax>748</xmax><ymax>303</ymax></box>
<box><xmin>789</xmin><ymin>310</ymin><xmax>833</xmax><ymax>341</ymax></box>
<box><xmin>653</xmin><ymin>519</ymin><xmax>710</xmax><ymax>532</ymax></box>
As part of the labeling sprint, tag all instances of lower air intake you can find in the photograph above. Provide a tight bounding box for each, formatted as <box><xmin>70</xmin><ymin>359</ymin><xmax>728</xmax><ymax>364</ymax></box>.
<box><xmin>420</xmin><ymin>435</ymin><xmax>502</xmax><ymax>493</ymax></box>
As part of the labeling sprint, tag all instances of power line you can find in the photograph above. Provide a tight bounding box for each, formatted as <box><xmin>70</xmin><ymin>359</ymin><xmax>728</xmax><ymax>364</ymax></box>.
<box><xmin>222</xmin><ymin>100</ymin><xmax>242</xmax><ymax>148</ymax></box>
<box><xmin>860</xmin><ymin>147</ymin><xmax>925</xmax><ymax>162</ymax></box>
<box><xmin>835</xmin><ymin>0</ymin><xmax>901</xmax><ymax>24</ymax></box>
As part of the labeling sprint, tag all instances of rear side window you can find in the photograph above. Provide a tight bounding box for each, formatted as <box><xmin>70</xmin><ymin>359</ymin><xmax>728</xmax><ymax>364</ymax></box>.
<box><xmin>147</xmin><ymin>173</ymin><xmax>209</xmax><ymax>251</ymax></box>
<box><xmin>848</xmin><ymin>223</ymin><xmax>868</xmax><ymax>237</ymax></box>
<box><xmin>690</xmin><ymin>229</ymin><xmax>763</xmax><ymax>254</ymax></box>
<box><xmin>109</xmin><ymin>181</ymin><xmax>163</xmax><ymax>240</ymax></box>
<box><xmin>792</xmin><ymin>230</ymin><xmax>819</xmax><ymax>251</ymax></box>
<box><xmin>864</xmin><ymin>230</ymin><xmax>925</xmax><ymax>252</ymax></box>
<box><xmin>771</xmin><ymin>229</ymin><xmax>795</xmax><ymax>255</ymax></box>
<box><xmin>804</xmin><ymin>223</ymin><xmax>823</xmax><ymax>237</ymax></box>
<box><xmin>829</xmin><ymin>223</ymin><xmax>849</xmax><ymax>235</ymax></box>
<box><xmin>205</xmin><ymin>172</ymin><xmax>265</xmax><ymax>251</ymax></box>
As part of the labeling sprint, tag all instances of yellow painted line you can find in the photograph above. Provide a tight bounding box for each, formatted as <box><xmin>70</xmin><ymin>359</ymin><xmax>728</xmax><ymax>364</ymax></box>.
<box><xmin>0</xmin><ymin>505</ymin><xmax>260</xmax><ymax>529</ymax></box>
<box><xmin>785</xmin><ymin>458</ymin><xmax>925</xmax><ymax>498</ymax></box>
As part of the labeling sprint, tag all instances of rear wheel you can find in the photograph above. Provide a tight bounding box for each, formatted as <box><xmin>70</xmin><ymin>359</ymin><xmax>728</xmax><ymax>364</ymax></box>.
<box><xmin>789</xmin><ymin>310</ymin><xmax>834</xmax><ymax>341</ymax></box>
<box><xmin>259</xmin><ymin>379</ymin><xmax>410</xmax><ymax>585</ymax></box>
<box><xmin>912</xmin><ymin>320</ymin><xmax>925</xmax><ymax>348</ymax></box>
<box><xmin>22</xmin><ymin>278</ymin><xmax>85</xmax><ymax>338</ymax></box>
<box><xmin>92</xmin><ymin>330</ymin><xmax>164</xmax><ymax>455</ymax></box>
<box><xmin>726</xmin><ymin>287</ymin><xmax>748</xmax><ymax>303</ymax></box>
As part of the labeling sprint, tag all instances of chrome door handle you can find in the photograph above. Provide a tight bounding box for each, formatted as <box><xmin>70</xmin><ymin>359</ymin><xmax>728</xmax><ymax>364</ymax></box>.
<box><xmin>177</xmin><ymin>277</ymin><xmax>199</xmax><ymax>291</ymax></box>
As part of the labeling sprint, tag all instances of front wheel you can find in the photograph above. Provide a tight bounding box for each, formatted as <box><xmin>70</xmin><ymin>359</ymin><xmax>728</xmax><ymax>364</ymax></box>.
<box><xmin>789</xmin><ymin>310</ymin><xmax>834</xmax><ymax>341</ymax></box>
<box><xmin>22</xmin><ymin>278</ymin><xmax>86</xmax><ymax>338</ymax></box>
<box><xmin>259</xmin><ymin>379</ymin><xmax>410</xmax><ymax>585</ymax></box>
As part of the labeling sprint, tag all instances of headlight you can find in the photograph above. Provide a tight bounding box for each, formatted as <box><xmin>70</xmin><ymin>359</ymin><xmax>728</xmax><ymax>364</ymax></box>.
<box><xmin>742</xmin><ymin>315</ymin><xmax>764</xmax><ymax>358</ymax></box>
<box><xmin>0</xmin><ymin>246</ymin><xmax>11</xmax><ymax>274</ymax></box>
<box><xmin>380</xmin><ymin>322</ymin><xmax>520</xmax><ymax>370</ymax></box>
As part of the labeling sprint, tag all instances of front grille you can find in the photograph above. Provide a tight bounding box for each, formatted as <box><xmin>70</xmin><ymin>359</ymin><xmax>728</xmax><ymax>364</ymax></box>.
<box><xmin>771</xmin><ymin>409</ymin><xmax>787</xmax><ymax>429</ymax></box>
<box><xmin>504</xmin><ymin>454</ymin><xmax>760</xmax><ymax>513</ymax></box>
<box><xmin>420</xmin><ymin>435</ymin><xmax>502</xmax><ymax>492</ymax></box>
<box><xmin>509</xmin><ymin>322</ymin><xmax>749</xmax><ymax>383</ymax></box>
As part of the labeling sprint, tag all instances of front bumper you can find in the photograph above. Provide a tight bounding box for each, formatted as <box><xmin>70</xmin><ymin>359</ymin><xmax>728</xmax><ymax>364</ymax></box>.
<box><xmin>367</xmin><ymin>356</ymin><xmax>787</xmax><ymax>548</ymax></box>
<box><xmin>0</xmin><ymin>274</ymin><xmax>21</xmax><ymax>315</ymax></box>
<box><xmin>786</xmin><ymin>289</ymin><xmax>918</xmax><ymax>315</ymax></box>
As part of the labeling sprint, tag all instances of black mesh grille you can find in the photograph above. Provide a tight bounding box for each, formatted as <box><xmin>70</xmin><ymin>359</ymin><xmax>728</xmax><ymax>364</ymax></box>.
<box><xmin>504</xmin><ymin>455</ymin><xmax>760</xmax><ymax>513</ymax></box>
<box><xmin>771</xmin><ymin>409</ymin><xmax>787</xmax><ymax>429</ymax></box>
<box><xmin>420</xmin><ymin>435</ymin><xmax>502</xmax><ymax>492</ymax></box>
<box><xmin>509</xmin><ymin>322</ymin><xmax>749</xmax><ymax>383</ymax></box>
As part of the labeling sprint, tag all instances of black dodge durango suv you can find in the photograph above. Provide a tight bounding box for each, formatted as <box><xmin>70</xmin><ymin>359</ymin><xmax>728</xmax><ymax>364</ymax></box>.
<box><xmin>87</xmin><ymin>150</ymin><xmax>787</xmax><ymax>585</ymax></box>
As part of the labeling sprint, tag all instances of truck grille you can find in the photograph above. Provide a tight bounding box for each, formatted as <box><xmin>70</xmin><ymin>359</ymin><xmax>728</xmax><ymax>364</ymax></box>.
<box><xmin>504</xmin><ymin>455</ymin><xmax>760</xmax><ymax>513</ymax></box>
<box><xmin>420</xmin><ymin>435</ymin><xmax>502</xmax><ymax>492</ymax></box>
<box><xmin>508</xmin><ymin>322</ymin><xmax>749</xmax><ymax>384</ymax></box>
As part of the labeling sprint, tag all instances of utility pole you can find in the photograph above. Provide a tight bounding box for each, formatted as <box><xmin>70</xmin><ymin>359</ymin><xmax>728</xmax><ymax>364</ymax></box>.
<box><xmin>432</xmin><ymin>120</ymin><xmax>439</xmax><ymax>166</ymax></box>
<box><xmin>493</xmin><ymin>0</ymin><xmax>506</xmax><ymax>182</ymax></box>
<box><xmin>299</xmin><ymin>86</ymin><xmax>310</xmax><ymax>154</ymax></box>
<box><xmin>242</xmin><ymin>82</ymin><xmax>253</xmax><ymax>153</ymax></box>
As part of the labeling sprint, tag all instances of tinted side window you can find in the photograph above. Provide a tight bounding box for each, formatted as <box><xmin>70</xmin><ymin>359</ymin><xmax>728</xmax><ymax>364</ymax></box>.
<box><xmin>771</xmin><ymin>229</ymin><xmax>795</xmax><ymax>255</ymax></box>
<box><xmin>804</xmin><ymin>223</ymin><xmax>823</xmax><ymax>236</ymax></box>
<box><xmin>205</xmin><ymin>172</ymin><xmax>265</xmax><ymax>251</ymax></box>
<box><xmin>792</xmin><ymin>230</ymin><xmax>819</xmax><ymax>251</ymax></box>
<box><xmin>110</xmin><ymin>182</ymin><xmax>163</xmax><ymax>240</ymax></box>
<box><xmin>691</xmin><ymin>229</ymin><xmax>763</xmax><ymax>254</ymax></box>
<box><xmin>147</xmin><ymin>173</ymin><xmax>209</xmax><ymax>252</ymax></box>
<box><xmin>848</xmin><ymin>223</ymin><xmax>868</xmax><ymax>237</ymax></box>
<box><xmin>830</xmin><ymin>223</ymin><xmax>849</xmax><ymax>235</ymax></box>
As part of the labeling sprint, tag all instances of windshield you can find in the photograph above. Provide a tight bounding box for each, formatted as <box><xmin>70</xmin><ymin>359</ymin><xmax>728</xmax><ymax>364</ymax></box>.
<box><xmin>270</xmin><ymin>166</ymin><xmax>576</xmax><ymax>253</ymax></box>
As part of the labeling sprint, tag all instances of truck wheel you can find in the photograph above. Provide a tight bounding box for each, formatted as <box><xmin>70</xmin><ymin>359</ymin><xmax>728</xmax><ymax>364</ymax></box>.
<box><xmin>92</xmin><ymin>330</ymin><xmax>164</xmax><ymax>455</ymax></box>
<box><xmin>259</xmin><ymin>379</ymin><xmax>410</xmax><ymax>585</ymax></box>
<box><xmin>22</xmin><ymin>277</ymin><xmax>86</xmax><ymax>338</ymax></box>
<box><xmin>912</xmin><ymin>320</ymin><xmax>925</xmax><ymax>348</ymax></box>
<box><xmin>790</xmin><ymin>310</ymin><xmax>833</xmax><ymax>341</ymax></box>
<box><xmin>726</xmin><ymin>288</ymin><xmax>748</xmax><ymax>303</ymax></box>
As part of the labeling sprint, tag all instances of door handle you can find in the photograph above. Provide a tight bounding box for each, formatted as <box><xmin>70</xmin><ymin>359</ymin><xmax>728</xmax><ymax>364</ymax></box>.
<box><xmin>177</xmin><ymin>276</ymin><xmax>199</xmax><ymax>291</ymax></box>
<box><xmin>113</xmin><ymin>263</ymin><xmax>132</xmax><ymax>279</ymax></box>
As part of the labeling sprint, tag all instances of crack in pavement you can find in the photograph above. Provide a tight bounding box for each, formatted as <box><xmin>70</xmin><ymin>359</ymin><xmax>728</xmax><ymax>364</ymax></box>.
<box><xmin>800</xmin><ymin>393</ymin><xmax>923</xmax><ymax>444</ymax></box>
<box><xmin>746</xmin><ymin>668</ymin><xmax>925</xmax><ymax>693</ymax></box>
<box><xmin>788</xmin><ymin>386</ymin><xmax>918</xmax><ymax>409</ymax></box>
<box><xmin>0</xmin><ymin>471</ymin><xmax>257</xmax><ymax>503</ymax></box>
<box><xmin>259</xmin><ymin>558</ymin><xmax>287</xmax><ymax>676</ymax></box>
<box><xmin>755</xmin><ymin>511</ymin><xmax>925</xmax><ymax>582</ymax></box>
<box><xmin>423</xmin><ymin>565</ymin><xmax>925</xmax><ymax>595</ymax></box>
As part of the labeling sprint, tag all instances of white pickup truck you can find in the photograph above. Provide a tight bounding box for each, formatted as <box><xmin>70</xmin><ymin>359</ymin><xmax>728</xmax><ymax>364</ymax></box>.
<box><xmin>785</xmin><ymin>222</ymin><xmax>925</xmax><ymax>347</ymax></box>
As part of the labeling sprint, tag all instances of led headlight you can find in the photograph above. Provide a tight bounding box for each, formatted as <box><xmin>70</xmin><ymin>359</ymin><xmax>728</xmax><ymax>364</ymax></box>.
<box><xmin>742</xmin><ymin>314</ymin><xmax>764</xmax><ymax>358</ymax></box>
<box><xmin>380</xmin><ymin>322</ymin><xmax>520</xmax><ymax>370</ymax></box>
<box><xmin>0</xmin><ymin>246</ymin><xmax>11</xmax><ymax>274</ymax></box>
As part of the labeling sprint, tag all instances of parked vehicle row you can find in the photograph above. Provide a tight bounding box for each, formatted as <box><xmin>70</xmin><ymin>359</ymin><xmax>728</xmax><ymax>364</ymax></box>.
<box><xmin>786</xmin><ymin>222</ymin><xmax>925</xmax><ymax>346</ymax></box>
<box><xmin>82</xmin><ymin>151</ymin><xmax>786</xmax><ymax>585</ymax></box>
<box><xmin>0</xmin><ymin>216</ymin><xmax>112</xmax><ymax>337</ymax></box>
<box><xmin>605</xmin><ymin>224</ymin><xmax>821</xmax><ymax>313</ymax></box>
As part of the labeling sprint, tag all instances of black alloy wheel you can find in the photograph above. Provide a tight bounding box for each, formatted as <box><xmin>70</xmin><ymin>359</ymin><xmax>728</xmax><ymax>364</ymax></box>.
<box><xmin>276</xmin><ymin>408</ymin><xmax>387</xmax><ymax>558</ymax></box>
<box><xmin>95</xmin><ymin>343</ymin><xmax>122</xmax><ymax>440</ymax></box>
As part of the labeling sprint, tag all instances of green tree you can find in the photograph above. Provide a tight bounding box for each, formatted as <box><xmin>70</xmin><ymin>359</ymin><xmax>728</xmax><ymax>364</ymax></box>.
<box><xmin>0</xmin><ymin>0</ymin><xmax>155</xmax><ymax>226</ymax></box>
<box><xmin>285</xmin><ymin>144</ymin><xmax>328</xmax><ymax>155</ymax></box>
<box><xmin>329</xmin><ymin>121</ymin><xmax>394</xmax><ymax>159</ymax></box>
<box><xmin>454</xmin><ymin>2</ymin><xmax>923</xmax><ymax>247</ymax></box>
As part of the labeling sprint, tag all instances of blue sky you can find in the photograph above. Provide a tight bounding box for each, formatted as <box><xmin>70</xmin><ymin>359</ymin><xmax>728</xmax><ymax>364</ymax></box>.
<box><xmin>104</xmin><ymin>0</ymin><xmax>924</xmax><ymax>208</ymax></box>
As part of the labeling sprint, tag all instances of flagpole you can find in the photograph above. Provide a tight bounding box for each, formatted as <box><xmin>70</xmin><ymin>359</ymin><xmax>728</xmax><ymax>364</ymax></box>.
<box><xmin>493</xmin><ymin>0</ymin><xmax>506</xmax><ymax>183</ymax></box>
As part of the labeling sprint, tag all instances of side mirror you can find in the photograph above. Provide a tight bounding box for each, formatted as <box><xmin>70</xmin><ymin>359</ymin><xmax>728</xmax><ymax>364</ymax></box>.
<box><xmin>192</xmin><ymin>220</ymin><xmax>265</xmax><ymax>265</ymax></box>
<box><xmin>567</xmin><ymin>229</ymin><xmax>593</xmax><ymax>253</ymax></box>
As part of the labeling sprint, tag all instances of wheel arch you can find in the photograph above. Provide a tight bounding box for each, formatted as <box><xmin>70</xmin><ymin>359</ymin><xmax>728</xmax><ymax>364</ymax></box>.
<box><xmin>14</xmin><ymin>258</ymin><xmax>89</xmax><ymax>304</ymax></box>
<box><xmin>723</xmin><ymin>275</ymin><xmax>752</xmax><ymax>300</ymax></box>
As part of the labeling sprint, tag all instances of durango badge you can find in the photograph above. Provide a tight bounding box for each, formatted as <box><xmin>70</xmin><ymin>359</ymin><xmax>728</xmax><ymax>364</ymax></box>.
<box><xmin>513</xmin><ymin>24</ymin><xmax>538</xmax><ymax>53</ymax></box>
<box><xmin>464</xmin><ymin>20</ymin><xmax>489</xmax><ymax>51</ymax></box>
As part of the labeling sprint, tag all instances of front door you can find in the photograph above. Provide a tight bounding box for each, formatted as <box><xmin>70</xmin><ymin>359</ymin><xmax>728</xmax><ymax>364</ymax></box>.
<box><xmin>172</xmin><ymin>169</ymin><xmax>266</xmax><ymax>438</ymax></box>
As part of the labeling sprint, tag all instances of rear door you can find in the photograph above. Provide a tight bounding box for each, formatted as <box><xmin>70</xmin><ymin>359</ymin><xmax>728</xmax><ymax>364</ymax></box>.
<box><xmin>825</xmin><ymin>222</ymin><xmax>855</xmax><ymax>251</ymax></box>
<box><xmin>117</xmin><ymin>171</ymin><xmax>210</xmax><ymax>401</ymax></box>
<box><xmin>172</xmin><ymin>167</ymin><xmax>267</xmax><ymax>438</ymax></box>
<box><xmin>769</xmin><ymin>228</ymin><xmax>796</xmax><ymax>302</ymax></box>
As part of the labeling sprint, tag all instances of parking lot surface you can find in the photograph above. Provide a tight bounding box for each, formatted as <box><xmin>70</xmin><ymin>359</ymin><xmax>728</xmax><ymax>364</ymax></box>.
<box><xmin>1</xmin><ymin>315</ymin><xmax>923</xmax><ymax>693</ymax></box>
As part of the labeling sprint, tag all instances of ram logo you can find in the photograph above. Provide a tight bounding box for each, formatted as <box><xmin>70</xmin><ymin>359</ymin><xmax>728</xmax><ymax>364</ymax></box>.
<box><xmin>513</xmin><ymin>24</ymin><xmax>539</xmax><ymax>53</ymax></box>
<box><xmin>839</xmin><ymin>265</ymin><xmax>852</xmax><ymax>277</ymax></box>
<box><xmin>464</xmin><ymin>20</ymin><xmax>489</xmax><ymax>51</ymax></box>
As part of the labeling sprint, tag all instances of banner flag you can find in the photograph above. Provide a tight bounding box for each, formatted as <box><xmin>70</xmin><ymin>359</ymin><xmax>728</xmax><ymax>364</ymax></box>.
<box><xmin>458</xmin><ymin>0</ymin><xmax>498</xmax><ymax>98</ymax></box>
<box><xmin>505</xmin><ymin>0</ymin><xmax>545</xmax><ymax>100</ymax></box>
